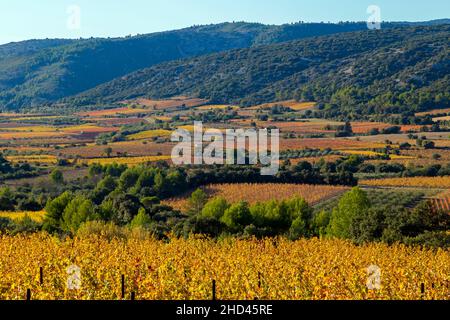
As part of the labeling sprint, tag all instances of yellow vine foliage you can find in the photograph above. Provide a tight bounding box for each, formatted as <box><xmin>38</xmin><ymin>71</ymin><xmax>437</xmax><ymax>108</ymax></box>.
<box><xmin>165</xmin><ymin>183</ymin><xmax>349</xmax><ymax>211</ymax></box>
<box><xmin>82</xmin><ymin>156</ymin><xmax>172</xmax><ymax>166</ymax></box>
<box><xmin>0</xmin><ymin>211</ymin><xmax>45</xmax><ymax>222</ymax></box>
<box><xmin>0</xmin><ymin>234</ymin><xmax>448</xmax><ymax>300</ymax></box>
<box><xmin>361</xmin><ymin>176</ymin><xmax>450</xmax><ymax>188</ymax></box>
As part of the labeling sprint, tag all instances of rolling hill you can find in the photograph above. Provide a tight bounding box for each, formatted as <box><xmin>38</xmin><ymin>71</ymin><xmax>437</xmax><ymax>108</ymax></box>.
<box><xmin>0</xmin><ymin>20</ymin><xmax>447</xmax><ymax>111</ymax></box>
<box><xmin>69</xmin><ymin>24</ymin><xmax>450</xmax><ymax>119</ymax></box>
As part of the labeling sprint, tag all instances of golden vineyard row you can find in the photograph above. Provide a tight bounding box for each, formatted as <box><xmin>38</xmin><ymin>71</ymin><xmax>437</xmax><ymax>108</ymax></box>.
<box><xmin>0</xmin><ymin>234</ymin><xmax>448</xmax><ymax>300</ymax></box>
<box><xmin>164</xmin><ymin>183</ymin><xmax>349</xmax><ymax>211</ymax></box>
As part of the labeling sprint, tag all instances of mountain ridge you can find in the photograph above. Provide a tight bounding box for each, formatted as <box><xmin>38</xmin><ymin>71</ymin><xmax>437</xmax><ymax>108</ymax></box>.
<box><xmin>1</xmin><ymin>20</ymin><xmax>448</xmax><ymax>110</ymax></box>
<box><xmin>67</xmin><ymin>24</ymin><xmax>450</xmax><ymax>120</ymax></box>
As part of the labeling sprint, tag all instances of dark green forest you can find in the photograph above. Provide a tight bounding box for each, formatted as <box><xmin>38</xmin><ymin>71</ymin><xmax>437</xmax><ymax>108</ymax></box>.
<box><xmin>0</xmin><ymin>21</ymin><xmax>448</xmax><ymax>112</ymax></box>
<box><xmin>68</xmin><ymin>24</ymin><xmax>450</xmax><ymax>120</ymax></box>
<box><xmin>0</xmin><ymin>21</ymin><xmax>388</xmax><ymax>110</ymax></box>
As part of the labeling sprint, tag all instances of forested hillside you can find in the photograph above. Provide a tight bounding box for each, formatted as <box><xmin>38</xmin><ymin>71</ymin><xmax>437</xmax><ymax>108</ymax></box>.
<box><xmin>0</xmin><ymin>20</ymin><xmax>447</xmax><ymax>111</ymax></box>
<box><xmin>70</xmin><ymin>24</ymin><xmax>450</xmax><ymax>119</ymax></box>
<box><xmin>0</xmin><ymin>22</ymin><xmax>379</xmax><ymax>110</ymax></box>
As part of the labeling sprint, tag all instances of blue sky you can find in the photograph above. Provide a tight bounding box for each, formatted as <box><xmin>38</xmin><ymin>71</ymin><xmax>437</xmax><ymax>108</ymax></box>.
<box><xmin>1</xmin><ymin>0</ymin><xmax>449</xmax><ymax>44</ymax></box>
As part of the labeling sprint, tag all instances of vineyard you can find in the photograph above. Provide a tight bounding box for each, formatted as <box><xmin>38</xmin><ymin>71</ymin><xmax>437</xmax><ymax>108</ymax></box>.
<box><xmin>164</xmin><ymin>184</ymin><xmax>349</xmax><ymax>211</ymax></box>
<box><xmin>5</xmin><ymin>155</ymin><xmax>58</xmax><ymax>165</ymax></box>
<box><xmin>280</xmin><ymin>138</ymin><xmax>386</xmax><ymax>151</ymax></box>
<box><xmin>127</xmin><ymin>130</ymin><xmax>173</xmax><ymax>140</ymax></box>
<box><xmin>82</xmin><ymin>156</ymin><xmax>172</xmax><ymax>166</ymax></box>
<box><xmin>77</xmin><ymin>107</ymin><xmax>153</xmax><ymax>117</ymax></box>
<box><xmin>0</xmin><ymin>211</ymin><xmax>45</xmax><ymax>222</ymax></box>
<box><xmin>0</xmin><ymin>234</ymin><xmax>448</xmax><ymax>300</ymax></box>
<box><xmin>361</xmin><ymin>176</ymin><xmax>450</xmax><ymax>188</ymax></box>
<box><xmin>60</xmin><ymin>141</ymin><xmax>175</xmax><ymax>158</ymax></box>
<box><xmin>429</xmin><ymin>190</ymin><xmax>450</xmax><ymax>213</ymax></box>
<box><xmin>430</xmin><ymin>198</ymin><xmax>450</xmax><ymax>213</ymax></box>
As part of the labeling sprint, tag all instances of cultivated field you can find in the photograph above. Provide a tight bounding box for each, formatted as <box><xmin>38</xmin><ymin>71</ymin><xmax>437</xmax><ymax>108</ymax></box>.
<box><xmin>0</xmin><ymin>211</ymin><xmax>45</xmax><ymax>222</ymax></box>
<box><xmin>82</xmin><ymin>156</ymin><xmax>172</xmax><ymax>166</ymax></box>
<box><xmin>0</xmin><ymin>234</ymin><xmax>448</xmax><ymax>300</ymax></box>
<box><xmin>360</xmin><ymin>176</ymin><xmax>450</xmax><ymax>189</ymax></box>
<box><xmin>165</xmin><ymin>183</ymin><xmax>349</xmax><ymax>211</ymax></box>
<box><xmin>280</xmin><ymin>138</ymin><xmax>386</xmax><ymax>151</ymax></box>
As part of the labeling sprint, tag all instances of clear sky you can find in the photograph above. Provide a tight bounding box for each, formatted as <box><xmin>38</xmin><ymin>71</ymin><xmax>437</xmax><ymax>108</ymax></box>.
<box><xmin>1</xmin><ymin>0</ymin><xmax>449</xmax><ymax>44</ymax></box>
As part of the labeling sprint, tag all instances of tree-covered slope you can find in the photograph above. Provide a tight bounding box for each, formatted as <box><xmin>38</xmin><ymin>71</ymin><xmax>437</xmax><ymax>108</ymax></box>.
<box><xmin>70</xmin><ymin>24</ymin><xmax>450</xmax><ymax>118</ymax></box>
<box><xmin>1</xmin><ymin>21</ymin><xmax>388</xmax><ymax>110</ymax></box>
<box><xmin>1</xmin><ymin>20</ymin><xmax>445</xmax><ymax>110</ymax></box>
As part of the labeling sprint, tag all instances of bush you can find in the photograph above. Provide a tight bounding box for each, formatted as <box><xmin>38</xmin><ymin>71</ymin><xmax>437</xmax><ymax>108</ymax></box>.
<box><xmin>221</xmin><ymin>202</ymin><xmax>252</xmax><ymax>233</ymax></box>
<box><xmin>403</xmin><ymin>231</ymin><xmax>450</xmax><ymax>248</ymax></box>
<box><xmin>76</xmin><ymin>221</ymin><xmax>128</xmax><ymax>240</ymax></box>
<box><xmin>328</xmin><ymin>187</ymin><xmax>371</xmax><ymax>239</ymax></box>
<box><xmin>10</xmin><ymin>215</ymin><xmax>41</xmax><ymax>235</ymax></box>
<box><xmin>130</xmin><ymin>208</ymin><xmax>152</xmax><ymax>229</ymax></box>
<box><xmin>201</xmin><ymin>197</ymin><xmax>229</xmax><ymax>220</ymax></box>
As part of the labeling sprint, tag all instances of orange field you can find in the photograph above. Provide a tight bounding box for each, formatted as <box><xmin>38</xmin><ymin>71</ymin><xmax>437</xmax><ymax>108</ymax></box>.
<box><xmin>280</xmin><ymin>138</ymin><xmax>385</xmax><ymax>151</ymax></box>
<box><xmin>433</xmin><ymin>116</ymin><xmax>450</xmax><ymax>122</ymax></box>
<box><xmin>430</xmin><ymin>198</ymin><xmax>450</xmax><ymax>213</ymax></box>
<box><xmin>164</xmin><ymin>183</ymin><xmax>349</xmax><ymax>211</ymax></box>
<box><xmin>289</xmin><ymin>155</ymin><xmax>343</xmax><ymax>165</ymax></box>
<box><xmin>429</xmin><ymin>190</ymin><xmax>450</xmax><ymax>213</ymax></box>
<box><xmin>416</xmin><ymin>108</ymin><xmax>450</xmax><ymax>116</ymax></box>
<box><xmin>350</xmin><ymin>122</ymin><xmax>391</xmax><ymax>134</ymax></box>
<box><xmin>400</xmin><ymin>125</ymin><xmax>429</xmax><ymax>132</ymax></box>
<box><xmin>82</xmin><ymin>155</ymin><xmax>172</xmax><ymax>166</ymax></box>
<box><xmin>0</xmin><ymin>131</ymin><xmax>68</xmax><ymax>140</ymax></box>
<box><xmin>0</xmin><ymin>112</ymin><xmax>21</xmax><ymax>117</ymax></box>
<box><xmin>60</xmin><ymin>141</ymin><xmax>176</xmax><ymax>158</ymax></box>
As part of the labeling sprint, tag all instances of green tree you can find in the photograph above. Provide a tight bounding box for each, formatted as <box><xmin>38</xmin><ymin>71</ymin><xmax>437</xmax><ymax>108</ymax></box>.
<box><xmin>201</xmin><ymin>197</ymin><xmax>229</xmax><ymax>219</ymax></box>
<box><xmin>130</xmin><ymin>208</ymin><xmax>152</xmax><ymax>229</ymax></box>
<box><xmin>187</xmin><ymin>188</ymin><xmax>208</xmax><ymax>216</ymax></box>
<box><xmin>43</xmin><ymin>191</ymin><xmax>73</xmax><ymax>232</ymax></box>
<box><xmin>141</xmin><ymin>196</ymin><xmax>160</xmax><ymax>210</ymax></box>
<box><xmin>103</xmin><ymin>192</ymin><xmax>141</xmax><ymax>225</ymax></box>
<box><xmin>50</xmin><ymin>169</ymin><xmax>64</xmax><ymax>184</ymax></box>
<box><xmin>92</xmin><ymin>175</ymin><xmax>117</xmax><ymax>204</ymax></box>
<box><xmin>0</xmin><ymin>187</ymin><xmax>15</xmax><ymax>211</ymax></box>
<box><xmin>118</xmin><ymin>167</ymin><xmax>143</xmax><ymax>191</ymax></box>
<box><xmin>312</xmin><ymin>210</ymin><xmax>331</xmax><ymax>238</ymax></box>
<box><xmin>88</xmin><ymin>163</ymin><xmax>103</xmax><ymax>178</ymax></box>
<box><xmin>221</xmin><ymin>201</ymin><xmax>251</xmax><ymax>233</ymax></box>
<box><xmin>328</xmin><ymin>187</ymin><xmax>371</xmax><ymax>239</ymax></box>
<box><xmin>61</xmin><ymin>196</ymin><xmax>96</xmax><ymax>233</ymax></box>
<box><xmin>104</xmin><ymin>147</ymin><xmax>113</xmax><ymax>158</ymax></box>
